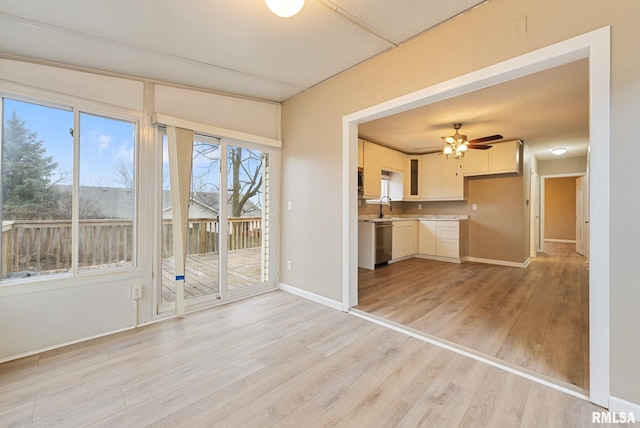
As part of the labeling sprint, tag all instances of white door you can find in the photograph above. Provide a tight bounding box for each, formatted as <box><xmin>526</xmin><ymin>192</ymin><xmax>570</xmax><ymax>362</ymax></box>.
<box><xmin>576</xmin><ymin>176</ymin><xmax>585</xmax><ymax>255</ymax></box>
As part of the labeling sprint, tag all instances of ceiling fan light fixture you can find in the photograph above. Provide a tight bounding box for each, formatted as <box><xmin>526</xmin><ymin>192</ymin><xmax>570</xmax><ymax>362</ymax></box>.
<box><xmin>265</xmin><ymin>0</ymin><xmax>305</xmax><ymax>17</ymax></box>
<box><xmin>551</xmin><ymin>147</ymin><xmax>567</xmax><ymax>155</ymax></box>
<box><xmin>443</xmin><ymin>146</ymin><xmax>453</xmax><ymax>155</ymax></box>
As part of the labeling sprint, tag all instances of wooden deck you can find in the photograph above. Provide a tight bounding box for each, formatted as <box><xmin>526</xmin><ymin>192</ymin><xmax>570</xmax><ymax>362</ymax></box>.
<box><xmin>161</xmin><ymin>248</ymin><xmax>263</xmax><ymax>304</ymax></box>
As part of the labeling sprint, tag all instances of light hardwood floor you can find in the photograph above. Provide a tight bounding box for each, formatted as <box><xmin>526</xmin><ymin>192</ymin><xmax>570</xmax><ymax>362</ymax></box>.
<box><xmin>357</xmin><ymin>242</ymin><xmax>589</xmax><ymax>391</ymax></box>
<box><xmin>0</xmin><ymin>289</ymin><xmax>615</xmax><ymax>427</ymax></box>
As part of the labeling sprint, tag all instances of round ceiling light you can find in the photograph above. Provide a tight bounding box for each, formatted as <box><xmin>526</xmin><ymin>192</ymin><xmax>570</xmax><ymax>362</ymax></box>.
<box><xmin>551</xmin><ymin>147</ymin><xmax>567</xmax><ymax>155</ymax></box>
<box><xmin>265</xmin><ymin>0</ymin><xmax>305</xmax><ymax>18</ymax></box>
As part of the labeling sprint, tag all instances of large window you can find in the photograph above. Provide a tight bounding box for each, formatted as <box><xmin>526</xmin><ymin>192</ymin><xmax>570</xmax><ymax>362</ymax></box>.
<box><xmin>1</xmin><ymin>97</ymin><xmax>137</xmax><ymax>281</ymax></box>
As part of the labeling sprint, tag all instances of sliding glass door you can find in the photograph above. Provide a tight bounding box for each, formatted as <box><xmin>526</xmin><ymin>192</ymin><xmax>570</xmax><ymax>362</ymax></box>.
<box><xmin>225</xmin><ymin>144</ymin><xmax>269</xmax><ymax>294</ymax></box>
<box><xmin>158</xmin><ymin>131</ymin><xmax>274</xmax><ymax>313</ymax></box>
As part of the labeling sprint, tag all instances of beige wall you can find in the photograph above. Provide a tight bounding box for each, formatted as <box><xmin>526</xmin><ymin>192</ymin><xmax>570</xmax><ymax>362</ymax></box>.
<box><xmin>538</xmin><ymin>156</ymin><xmax>587</xmax><ymax>176</ymax></box>
<box><xmin>400</xmin><ymin>175</ymin><xmax>526</xmax><ymax>263</ymax></box>
<box><xmin>544</xmin><ymin>177</ymin><xmax>577</xmax><ymax>240</ymax></box>
<box><xmin>281</xmin><ymin>0</ymin><xmax>640</xmax><ymax>405</ymax></box>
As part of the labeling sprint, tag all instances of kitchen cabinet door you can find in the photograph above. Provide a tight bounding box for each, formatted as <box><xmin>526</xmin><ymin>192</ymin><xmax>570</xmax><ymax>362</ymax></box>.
<box><xmin>362</xmin><ymin>141</ymin><xmax>382</xmax><ymax>199</ymax></box>
<box><xmin>421</xmin><ymin>153</ymin><xmax>442</xmax><ymax>200</ymax></box>
<box><xmin>358</xmin><ymin>138</ymin><xmax>364</xmax><ymax>169</ymax></box>
<box><xmin>422</xmin><ymin>153</ymin><xmax>464</xmax><ymax>201</ymax></box>
<box><xmin>463</xmin><ymin>140</ymin><xmax>521</xmax><ymax>176</ymax></box>
<box><xmin>392</xmin><ymin>221</ymin><xmax>417</xmax><ymax>260</ymax></box>
<box><xmin>463</xmin><ymin>149</ymin><xmax>489</xmax><ymax>175</ymax></box>
<box><xmin>441</xmin><ymin>157</ymin><xmax>464</xmax><ymax>199</ymax></box>
<box><xmin>403</xmin><ymin>156</ymin><xmax>421</xmax><ymax>200</ymax></box>
<box><xmin>436</xmin><ymin>222</ymin><xmax>460</xmax><ymax>258</ymax></box>
<box><xmin>418</xmin><ymin>220</ymin><xmax>437</xmax><ymax>255</ymax></box>
<box><xmin>489</xmin><ymin>140</ymin><xmax>520</xmax><ymax>173</ymax></box>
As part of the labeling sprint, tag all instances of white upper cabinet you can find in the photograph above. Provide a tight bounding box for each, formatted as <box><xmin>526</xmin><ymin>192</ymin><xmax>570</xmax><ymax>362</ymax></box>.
<box><xmin>361</xmin><ymin>139</ymin><xmax>405</xmax><ymax>200</ymax></box>
<box><xmin>403</xmin><ymin>156</ymin><xmax>421</xmax><ymax>200</ymax></box>
<box><xmin>463</xmin><ymin>140</ymin><xmax>522</xmax><ymax>176</ymax></box>
<box><xmin>422</xmin><ymin>153</ymin><xmax>464</xmax><ymax>201</ymax></box>
<box><xmin>361</xmin><ymin>140</ymin><xmax>382</xmax><ymax>199</ymax></box>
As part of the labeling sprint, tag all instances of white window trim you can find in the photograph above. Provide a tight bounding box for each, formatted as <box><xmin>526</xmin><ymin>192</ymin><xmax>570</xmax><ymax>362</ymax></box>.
<box><xmin>0</xmin><ymin>91</ymin><xmax>143</xmax><ymax>286</ymax></box>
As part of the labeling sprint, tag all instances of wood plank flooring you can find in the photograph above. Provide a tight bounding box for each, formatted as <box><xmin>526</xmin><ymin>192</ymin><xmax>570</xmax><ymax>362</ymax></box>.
<box><xmin>357</xmin><ymin>242</ymin><xmax>589</xmax><ymax>390</ymax></box>
<box><xmin>161</xmin><ymin>248</ymin><xmax>263</xmax><ymax>304</ymax></box>
<box><xmin>0</xmin><ymin>290</ymin><xmax>611</xmax><ymax>427</ymax></box>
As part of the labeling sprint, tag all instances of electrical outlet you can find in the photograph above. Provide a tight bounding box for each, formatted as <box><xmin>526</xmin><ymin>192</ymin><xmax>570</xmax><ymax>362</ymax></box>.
<box><xmin>472</xmin><ymin>204</ymin><xmax>478</xmax><ymax>211</ymax></box>
<box><xmin>418</xmin><ymin>204</ymin><xmax>422</xmax><ymax>210</ymax></box>
<box><xmin>286</xmin><ymin>260</ymin><xmax>292</xmax><ymax>271</ymax></box>
<box><xmin>287</xmin><ymin>201</ymin><xmax>292</xmax><ymax>211</ymax></box>
<box><xmin>131</xmin><ymin>285</ymin><xmax>142</xmax><ymax>299</ymax></box>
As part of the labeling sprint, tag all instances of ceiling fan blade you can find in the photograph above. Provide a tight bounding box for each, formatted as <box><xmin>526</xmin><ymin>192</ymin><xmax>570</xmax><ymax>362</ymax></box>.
<box><xmin>468</xmin><ymin>134</ymin><xmax>503</xmax><ymax>144</ymax></box>
<box><xmin>468</xmin><ymin>145</ymin><xmax>492</xmax><ymax>150</ymax></box>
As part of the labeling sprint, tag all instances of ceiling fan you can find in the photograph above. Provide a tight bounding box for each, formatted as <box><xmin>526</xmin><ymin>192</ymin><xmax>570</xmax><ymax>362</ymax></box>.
<box><xmin>441</xmin><ymin>123</ymin><xmax>503</xmax><ymax>159</ymax></box>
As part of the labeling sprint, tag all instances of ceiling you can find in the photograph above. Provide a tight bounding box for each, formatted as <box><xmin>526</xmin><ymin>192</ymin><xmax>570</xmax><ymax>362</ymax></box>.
<box><xmin>0</xmin><ymin>1</ymin><xmax>589</xmax><ymax>161</ymax></box>
<box><xmin>0</xmin><ymin>0</ymin><xmax>487</xmax><ymax>102</ymax></box>
<box><xmin>359</xmin><ymin>59</ymin><xmax>590</xmax><ymax>161</ymax></box>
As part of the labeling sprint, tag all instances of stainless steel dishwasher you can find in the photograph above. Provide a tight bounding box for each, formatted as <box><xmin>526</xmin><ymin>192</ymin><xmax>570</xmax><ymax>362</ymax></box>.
<box><xmin>375</xmin><ymin>221</ymin><xmax>393</xmax><ymax>265</ymax></box>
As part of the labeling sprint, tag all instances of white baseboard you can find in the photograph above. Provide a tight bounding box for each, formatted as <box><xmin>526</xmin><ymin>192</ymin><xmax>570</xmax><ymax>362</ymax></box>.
<box><xmin>609</xmin><ymin>396</ymin><xmax>640</xmax><ymax>415</ymax></box>
<box><xmin>278</xmin><ymin>283</ymin><xmax>343</xmax><ymax>311</ymax></box>
<box><xmin>0</xmin><ymin>325</ymin><xmax>135</xmax><ymax>365</ymax></box>
<box><xmin>544</xmin><ymin>238</ymin><xmax>576</xmax><ymax>243</ymax></box>
<box><xmin>415</xmin><ymin>254</ymin><xmax>467</xmax><ymax>264</ymax></box>
<box><xmin>468</xmin><ymin>257</ymin><xmax>530</xmax><ymax>268</ymax></box>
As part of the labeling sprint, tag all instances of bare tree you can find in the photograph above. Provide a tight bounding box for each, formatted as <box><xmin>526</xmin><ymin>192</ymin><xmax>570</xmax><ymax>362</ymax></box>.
<box><xmin>228</xmin><ymin>147</ymin><xmax>262</xmax><ymax>217</ymax></box>
<box><xmin>114</xmin><ymin>160</ymin><xmax>134</xmax><ymax>190</ymax></box>
<box><xmin>190</xmin><ymin>143</ymin><xmax>263</xmax><ymax>217</ymax></box>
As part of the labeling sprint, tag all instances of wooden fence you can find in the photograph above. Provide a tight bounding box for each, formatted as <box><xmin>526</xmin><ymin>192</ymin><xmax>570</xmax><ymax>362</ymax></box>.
<box><xmin>2</xmin><ymin>217</ymin><xmax>262</xmax><ymax>278</ymax></box>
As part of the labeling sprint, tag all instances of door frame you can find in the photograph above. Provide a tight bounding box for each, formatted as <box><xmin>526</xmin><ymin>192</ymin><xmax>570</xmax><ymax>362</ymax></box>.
<box><xmin>154</xmin><ymin>118</ymin><xmax>281</xmax><ymax>315</ymax></box>
<box><xmin>539</xmin><ymin>173</ymin><xmax>586</xmax><ymax>253</ymax></box>
<box><xmin>530</xmin><ymin>170</ymin><xmax>540</xmax><ymax>257</ymax></box>
<box><xmin>342</xmin><ymin>27</ymin><xmax>610</xmax><ymax>407</ymax></box>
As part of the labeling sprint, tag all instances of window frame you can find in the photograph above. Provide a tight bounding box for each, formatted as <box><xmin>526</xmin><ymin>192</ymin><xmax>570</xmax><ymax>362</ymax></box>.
<box><xmin>0</xmin><ymin>91</ymin><xmax>142</xmax><ymax>286</ymax></box>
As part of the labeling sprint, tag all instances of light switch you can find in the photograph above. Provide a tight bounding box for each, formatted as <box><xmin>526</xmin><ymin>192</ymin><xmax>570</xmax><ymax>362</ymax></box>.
<box><xmin>287</xmin><ymin>201</ymin><xmax>292</xmax><ymax>211</ymax></box>
<box><xmin>512</xmin><ymin>16</ymin><xmax>527</xmax><ymax>38</ymax></box>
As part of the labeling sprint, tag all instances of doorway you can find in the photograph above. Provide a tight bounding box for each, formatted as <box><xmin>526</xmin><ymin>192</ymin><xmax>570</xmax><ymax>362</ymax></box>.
<box><xmin>343</xmin><ymin>28</ymin><xmax>610</xmax><ymax>406</ymax></box>
<box><xmin>539</xmin><ymin>174</ymin><xmax>587</xmax><ymax>256</ymax></box>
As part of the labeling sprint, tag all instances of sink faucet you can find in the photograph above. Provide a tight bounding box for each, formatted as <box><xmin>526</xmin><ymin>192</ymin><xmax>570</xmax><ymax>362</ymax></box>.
<box><xmin>379</xmin><ymin>196</ymin><xmax>392</xmax><ymax>218</ymax></box>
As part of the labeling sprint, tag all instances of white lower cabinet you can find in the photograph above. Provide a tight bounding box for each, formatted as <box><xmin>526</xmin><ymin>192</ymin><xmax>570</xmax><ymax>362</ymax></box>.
<box><xmin>418</xmin><ymin>220</ymin><xmax>467</xmax><ymax>261</ymax></box>
<box><xmin>436</xmin><ymin>222</ymin><xmax>459</xmax><ymax>258</ymax></box>
<box><xmin>418</xmin><ymin>220</ymin><xmax>437</xmax><ymax>255</ymax></box>
<box><xmin>392</xmin><ymin>221</ymin><xmax>417</xmax><ymax>260</ymax></box>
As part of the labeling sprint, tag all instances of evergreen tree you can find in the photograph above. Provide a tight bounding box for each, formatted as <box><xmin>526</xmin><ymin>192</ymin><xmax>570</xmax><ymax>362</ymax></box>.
<box><xmin>2</xmin><ymin>110</ymin><xmax>60</xmax><ymax>219</ymax></box>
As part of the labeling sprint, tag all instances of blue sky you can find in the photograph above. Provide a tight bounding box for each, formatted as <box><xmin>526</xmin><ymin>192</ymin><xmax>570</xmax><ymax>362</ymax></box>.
<box><xmin>3</xmin><ymin>98</ymin><xmax>135</xmax><ymax>187</ymax></box>
<box><xmin>4</xmin><ymin>98</ymin><xmax>262</xmax><ymax>208</ymax></box>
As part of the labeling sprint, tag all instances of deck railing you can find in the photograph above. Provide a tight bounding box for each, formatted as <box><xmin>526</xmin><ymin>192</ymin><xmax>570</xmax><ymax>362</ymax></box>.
<box><xmin>2</xmin><ymin>217</ymin><xmax>262</xmax><ymax>278</ymax></box>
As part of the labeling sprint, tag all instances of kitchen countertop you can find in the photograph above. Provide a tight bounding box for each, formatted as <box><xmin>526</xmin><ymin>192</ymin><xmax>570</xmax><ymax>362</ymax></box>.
<box><xmin>359</xmin><ymin>214</ymin><xmax>468</xmax><ymax>222</ymax></box>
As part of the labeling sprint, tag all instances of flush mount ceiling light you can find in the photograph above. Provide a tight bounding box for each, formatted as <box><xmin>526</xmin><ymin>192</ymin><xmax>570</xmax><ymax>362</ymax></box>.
<box><xmin>551</xmin><ymin>147</ymin><xmax>567</xmax><ymax>155</ymax></box>
<box><xmin>265</xmin><ymin>0</ymin><xmax>305</xmax><ymax>18</ymax></box>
